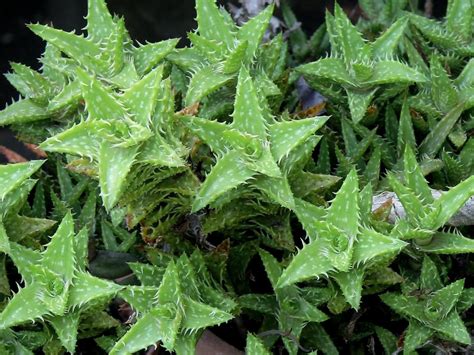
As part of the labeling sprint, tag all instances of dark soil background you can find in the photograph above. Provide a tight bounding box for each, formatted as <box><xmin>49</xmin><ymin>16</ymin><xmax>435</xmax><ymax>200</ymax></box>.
<box><xmin>0</xmin><ymin>0</ymin><xmax>447</xmax><ymax>162</ymax></box>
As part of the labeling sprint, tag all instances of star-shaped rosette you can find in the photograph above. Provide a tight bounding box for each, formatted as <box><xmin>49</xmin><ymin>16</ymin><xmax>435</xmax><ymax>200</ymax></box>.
<box><xmin>408</xmin><ymin>0</ymin><xmax>474</xmax><ymax>57</ymax></box>
<box><xmin>388</xmin><ymin>147</ymin><xmax>474</xmax><ymax>253</ymax></box>
<box><xmin>297</xmin><ymin>4</ymin><xmax>426</xmax><ymax>123</ymax></box>
<box><xmin>168</xmin><ymin>0</ymin><xmax>275</xmax><ymax>106</ymax></box>
<box><xmin>239</xmin><ymin>249</ymin><xmax>330</xmax><ymax>355</ymax></box>
<box><xmin>381</xmin><ymin>256</ymin><xmax>474</xmax><ymax>353</ymax></box>
<box><xmin>180</xmin><ymin>67</ymin><xmax>329</xmax><ymax>212</ymax></box>
<box><xmin>277</xmin><ymin>169</ymin><xmax>408</xmax><ymax>309</ymax></box>
<box><xmin>39</xmin><ymin>65</ymin><xmax>187</xmax><ymax>211</ymax></box>
<box><xmin>0</xmin><ymin>161</ymin><xmax>56</xmax><ymax>247</ymax></box>
<box><xmin>0</xmin><ymin>212</ymin><xmax>122</xmax><ymax>353</ymax></box>
<box><xmin>0</xmin><ymin>0</ymin><xmax>179</xmax><ymax>128</ymax></box>
<box><xmin>111</xmin><ymin>252</ymin><xmax>235</xmax><ymax>354</ymax></box>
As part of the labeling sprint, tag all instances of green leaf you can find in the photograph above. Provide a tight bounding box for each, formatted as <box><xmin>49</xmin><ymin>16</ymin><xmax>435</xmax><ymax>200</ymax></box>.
<box><xmin>49</xmin><ymin>313</ymin><xmax>80</xmax><ymax>353</ymax></box>
<box><xmin>238</xmin><ymin>5</ymin><xmax>274</xmax><ymax>60</ymax></box>
<box><xmin>181</xmin><ymin>296</ymin><xmax>233</xmax><ymax>331</ymax></box>
<box><xmin>98</xmin><ymin>142</ymin><xmax>137</xmax><ymax>210</ymax></box>
<box><xmin>39</xmin><ymin>121</ymin><xmax>105</xmax><ymax>159</ymax></box>
<box><xmin>259</xmin><ymin>249</ymin><xmax>282</xmax><ymax>289</ymax></box>
<box><xmin>397</xmin><ymin>99</ymin><xmax>416</xmax><ymax>156</ymax></box>
<box><xmin>422</xmin><ymin>175</ymin><xmax>474</xmax><ymax>230</ymax></box>
<box><xmin>246</xmin><ymin>334</ymin><xmax>271</xmax><ymax>355</ymax></box>
<box><xmin>76</xmin><ymin>68</ymin><xmax>127</xmax><ymax>120</ymax></box>
<box><xmin>420</xmin><ymin>256</ymin><xmax>443</xmax><ymax>291</ymax></box>
<box><xmin>387</xmin><ymin>173</ymin><xmax>426</xmax><ymax>224</ymax></box>
<box><xmin>42</xmin><ymin>212</ymin><xmax>75</xmax><ymax>283</ymax></box>
<box><xmin>110</xmin><ymin>307</ymin><xmax>182</xmax><ymax>354</ymax></box>
<box><xmin>222</xmin><ymin>40</ymin><xmax>248</xmax><ymax>74</ymax></box>
<box><xmin>431</xmin><ymin>311</ymin><xmax>471</xmax><ymax>344</ymax></box>
<box><xmin>372</xmin><ymin>17</ymin><xmax>408</xmax><ymax>58</ymax></box>
<box><xmin>29</xmin><ymin>24</ymin><xmax>103</xmax><ymax>72</ymax></box>
<box><xmin>445</xmin><ymin>0</ymin><xmax>472</xmax><ymax>41</ymax></box>
<box><xmin>195</xmin><ymin>0</ymin><xmax>235</xmax><ymax>47</ymax></box>
<box><xmin>269</xmin><ymin>117</ymin><xmax>328</xmax><ymax>161</ymax></box>
<box><xmin>232</xmin><ymin>67</ymin><xmax>267</xmax><ymax>138</ymax></box>
<box><xmin>374</xmin><ymin>326</ymin><xmax>398</xmax><ymax>355</ymax></box>
<box><xmin>193</xmin><ymin>150</ymin><xmax>255</xmax><ymax>212</ymax></box>
<box><xmin>403</xmin><ymin>320</ymin><xmax>433</xmax><ymax>354</ymax></box>
<box><xmin>185</xmin><ymin>65</ymin><xmax>234</xmax><ymax>106</ymax></box>
<box><xmin>346</xmin><ymin>89</ymin><xmax>376</xmax><ymax>123</ymax></box>
<box><xmin>6</xmin><ymin>62</ymin><xmax>52</xmax><ymax>101</ymax></box>
<box><xmin>133</xmin><ymin>39</ymin><xmax>179</xmax><ymax>76</ymax></box>
<box><xmin>121</xmin><ymin>66</ymin><xmax>164</xmax><ymax>126</ymax></box>
<box><xmin>327</xmin><ymin>169</ymin><xmax>359</xmax><ymax>237</ymax></box>
<box><xmin>277</xmin><ymin>238</ymin><xmax>333</xmax><ymax>288</ymax></box>
<box><xmin>352</xmin><ymin>228</ymin><xmax>407</xmax><ymax>265</ymax></box>
<box><xmin>297</xmin><ymin>57</ymin><xmax>356</xmax><ymax>86</ymax></box>
<box><xmin>417</xmin><ymin>232</ymin><xmax>474</xmax><ymax>254</ymax></box>
<box><xmin>429</xmin><ymin>56</ymin><xmax>459</xmax><ymax>113</ymax></box>
<box><xmin>333</xmin><ymin>3</ymin><xmax>370</xmax><ymax>64</ymax></box>
<box><xmin>0</xmin><ymin>283</ymin><xmax>47</xmax><ymax>329</ymax></box>
<box><xmin>119</xmin><ymin>286</ymin><xmax>158</xmax><ymax>313</ymax></box>
<box><xmin>0</xmin><ymin>160</ymin><xmax>44</xmax><ymax>200</ymax></box>
<box><xmin>85</xmin><ymin>0</ymin><xmax>116</xmax><ymax>44</ymax></box>
<box><xmin>68</xmin><ymin>272</ymin><xmax>122</xmax><ymax>308</ymax></box>
<box><xmin>403</xmin><ymin>147</ymin><xmax>433</xmax><ymax>205</ymax></box>
<box><xmin>419</xmin><ymin>103</ymin><xmax>465</xmax><ymax>157</ymax></box>
<box><xmin>333</xmin><ymin>268</ymin><xmax>364</xmax><ymax>310</ymax></box>
<box><xmin>367</xmin><ymin>60</ymin><xmax>427</xmax><ymax>85</ymax></box>
<box><xmin>0</xmin><ymin>224</ymin><xmax>10</xmax><ymax>254</ymax></box>
<box><xmin>0</xmin><ymin>99</ymin><xmax>50</xmax><ymax>126</ymax></box>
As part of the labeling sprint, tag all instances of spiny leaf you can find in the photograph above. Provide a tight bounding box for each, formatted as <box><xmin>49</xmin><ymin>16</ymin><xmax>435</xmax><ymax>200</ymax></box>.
<box><xmin>29</xmin><ymin>24</ymin><xmax>103</xmax><ymax>72</ymax></box>
<box><xmin>133</xmin><ymin>38</ymin><xmax>179</xmax><ymax>76</ymax></box>
<box><xmin>421</xmin><ymin>175</ymin><xmax>474</xmax><ymax>230</ymax></box>
<box><xmin>419</xmin><ymin>102</ymin><xmax>465</xmax><ymax>157</ymax></box>
<box><xmin>195</xmin><ymin>0</ymin><xmax>235</xmax><ymax>47</ymax></box>
<box><xmin>297</xmin><ymin>57</ymin><xmax>356</xmax><ymax>86</ymax></box>
<box><xmin>39</xmin><ymin>120</ymin><xmax>104</xmax><ymax>159</ymax></box>
<box><xmin>332</xmin><ymin>268</ymin><xmax>364</xmax><ymax>310</ymax></box>
<box><xmin>98</xmin><ymin>142</ymin><xmax>138</xmax><ymax>211</ymax></box>
<box><xmin>181</xmin><ymin>296</ymin><xmax>233</xmax><ymax>331</ymax></box>
<box><xmin>185</xmin><ymin>65</ymin><xmax>234</xmax><ymax>106</ymax></box>
<box><xmin>232</xmin><ymin>67</ymin><xmax>267</xmax><ymax>138</ymax></box>
<box><xmin>327</xmin><ymin>169</ymin><xmax>359</xmax><ymax>237</ymax></box>
<box><xmin>367</xmin><ymin>60</ymin><xmax>427</xmax><ymax>85</ymax></box>
<box><xmin>49</xmin><ymin>313</ymin><xmax>80</xmax><ymax>353</ymax></box>
<box><xmin>0</xmin><ymin>99</ymin><xmax>50</xmax><ymax>126</ymax></box>
<box><xmin>0</xmin><ymin>160</ymin><xmax>44</xmax><ymax>200</ymax></box>
<box><xmin>121</xmin><ymin>66</ymin><xmax>164</xmax><ymax>127</ymax></box>
<box><xmin>238</xmin><ymin>4</ymin><xmax>275</xmax><ymax>60</ymax></box>
<box><xmin>192</xmin><ymin>150</ymin><xmax>255</xmax><ymax>212</ymax></box>
<box><xmin>42</xmin><ymin>212</ymin><xmax>75</xmax><ymax>282</ymax></box>
<box><xmin>76</xmin><ymin>68</ymin><xmax>127</xmax><ymax>120</ymax></box>
<box><xmin>110</xmin><ymin>307</ymin><xmax>182</xmax><ymax>354</ymax></box>
<box><xmin>372</xmin><ymin>17</ymin><xmax>408</xmax><ymax>58</ymax></box>
<box><xmin>68</xmin><ymin>272</ymin><xmax>122</xmax><ymax>308</ymax></box>
<box><xmin>403</xmin><ymin>147</ymin><xmax>433</xmax><ymax>205</ymax></box>
<box><xmin>0</xmin><ymin>283</ymin><xmax>47</xmax><ymax>329</ymax></box>
<box><xmin>269</xmin><ymin>116</ymin><xmax>328</xmax><ymax>161</ymax></box>
<box><xmin>417</xmin><ymin>232</ymin><xmax>474</xmax><ymax>254</ymax></box>
<box><xmin>346</xmin><ymin>89</ymin><xmax>376</xmax><ymax>123</ymax></box>
<box><xmin>246</xmin><ymin>333</ymin><xmax>271</xmax><ymax>355</ymax></box>
<box><xmin>85</xmin><ymin>0</ymin><xmax>116</xmax><ymax>44</ymax></box>
<box><xmin>277</xmin><ymin>238</ymin><xmax>333</xmax><ymax>288</ymax></box>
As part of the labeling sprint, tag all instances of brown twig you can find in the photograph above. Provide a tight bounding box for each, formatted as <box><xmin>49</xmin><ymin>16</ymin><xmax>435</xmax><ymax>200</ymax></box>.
<box><xmin>0</xmin><ymin>145</ymin><xmax>28</xmax><ymax>163</ymax></box>
<box><xmin>23</xmin><ymin>143</ymin><xmax>48</xmax><ymax>158</ymax></box>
